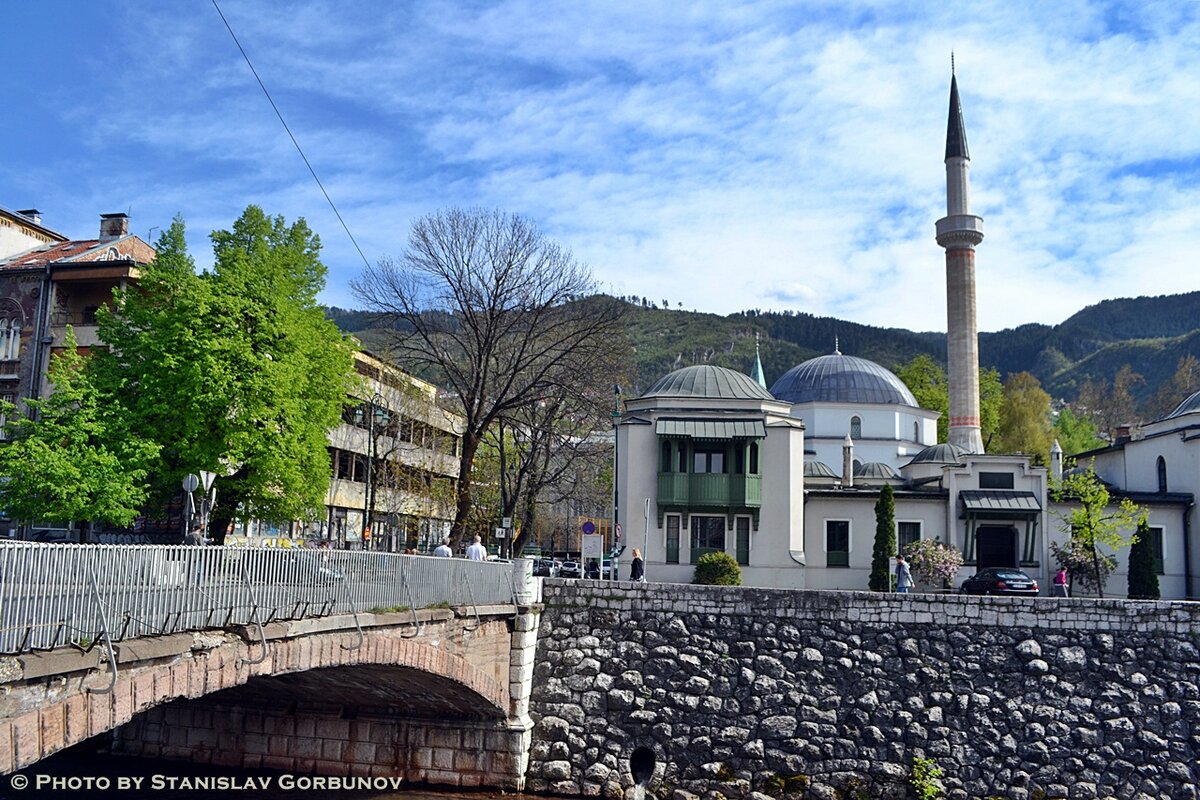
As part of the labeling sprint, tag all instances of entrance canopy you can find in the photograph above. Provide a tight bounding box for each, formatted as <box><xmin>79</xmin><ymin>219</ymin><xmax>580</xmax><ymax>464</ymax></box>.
<box><xmin>959</xmin><ymin>490</ymin><xmax>1041</xmax><ymax>519</ymax></box>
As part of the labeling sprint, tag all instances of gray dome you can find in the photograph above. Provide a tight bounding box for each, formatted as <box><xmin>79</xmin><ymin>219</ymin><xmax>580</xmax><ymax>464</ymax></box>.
<box><xmin>643</xmin><ymin>365</ymin><xmax>774</xmax><ymax>401</ymax></box>
<box><xmin>770</xmin><ymin>353</ymin><xmax>917</xmax><ymax>406</ymax></box>
<box><xmin>903</xmin><ymin>442</ymin><xmax>966</xmax><ymax>468</ymax></box>
<box><xmin>804</xmin><ymin>461</ymin><xmax>840</xmax><ymax>479</ymax></box>
<box><xmin>854</xmin><ymin>462</ymin><xmax>901</xmax><ymax>480</ymax></box>
<box><xmin>1166</xmin><ymin>389</ymin><xmax>1200</xmax><ymax>419</ymax></box>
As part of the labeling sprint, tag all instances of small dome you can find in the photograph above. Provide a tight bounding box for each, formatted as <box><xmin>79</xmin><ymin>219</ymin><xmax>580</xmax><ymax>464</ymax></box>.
<box><xmin>770</xmin><ymin>352</ymin><xmax>917</xmax><ymax>406</ymax></box>
<box><xmin>903</xmin><ymin>442</ymin><xmax>966</xmax><ymax>468</ymax></box>
<box><xmin>804</xmin><ymin>461</ymin><xmax>840</xmax><ymax>479</ymax></box>
<box><xmin>1166</xmin><ymin>389</ymin><xmax>1200</xmax><ymax>420</ymax></box>
<box><xmin>643</xmin><ymin>365</ymin><xmax>775</xmax><ymax>401</ymax></box>
<box><xmin>854</xmin><ymin>462</ymin><xmax>901</xmax><ymax>480</ymax></box>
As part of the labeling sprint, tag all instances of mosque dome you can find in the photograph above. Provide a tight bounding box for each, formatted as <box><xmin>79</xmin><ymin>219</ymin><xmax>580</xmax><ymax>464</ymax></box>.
<box><xmin>1165</xmin><ymin>389</ymin><xmax>1200</xmax><ymax>419</ymax></box>
<box><xmin>643</xmin><ymin>364</ymin><xmax>775</xmax><ymax>401</ymax></box>
<box><xmin>770</xmin><ymin>352</ymin><xmax>918</xmax><ymax>407</ymax></box>
<box><xmin>854</xmin><ymin>462</ymin><xmax>901</xmax><ymax>480</ymax></box>
<box><xmin>903</xmin><ymin>442</ymin><xmax>967</xmax><ymax>468</ymax></box>
<box><xmin>804</xmin><ymin>461</ymin><xmax>840</xmax><ymax>479</ymax></box>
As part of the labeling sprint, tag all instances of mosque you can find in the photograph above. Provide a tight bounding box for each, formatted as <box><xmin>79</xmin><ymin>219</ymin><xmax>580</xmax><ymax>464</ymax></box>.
<box><xmin>613</xmin><ymin>72</ymin><xmax>1197</xmax><ymax>599</ymax></box>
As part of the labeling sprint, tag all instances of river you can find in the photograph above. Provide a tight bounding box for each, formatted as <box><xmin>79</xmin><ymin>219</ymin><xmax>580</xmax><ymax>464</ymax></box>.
<box><xmin>0</xmin><ymin>738</ymin><xmax>534</xmax><ymax>800</ymax></box>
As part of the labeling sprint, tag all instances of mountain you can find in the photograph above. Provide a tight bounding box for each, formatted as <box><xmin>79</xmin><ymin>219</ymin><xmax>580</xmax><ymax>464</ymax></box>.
<box><xmin>329</xmin><ymin>291</ymin><xmax>1200</xmax><ymax>409</ymax></box>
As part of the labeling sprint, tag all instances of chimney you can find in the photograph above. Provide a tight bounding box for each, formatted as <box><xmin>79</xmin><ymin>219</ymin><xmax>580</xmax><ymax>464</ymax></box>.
<box><xmin>99</xmin><ymin>213</ymin><xmax>130</xmax><ymax>241</ymax></box>
<box><xmin>842</xmin><ymin>433</ymin><xmax>854</xmax><ymax>489</ymax></box>
<box><xmin>1050</xmin><ymin>439</ymin><xmax>1063</xmax><ymax>482</ymax></box>
<box><xmin>16</xmin><ymin>209</ymin><xmax>41</xmax><ymax>225</ymax></box>
<box><xmin>1114</xmin><ymin>425</ymin><xmax>1132</xmax><ymax>445</ymax></box>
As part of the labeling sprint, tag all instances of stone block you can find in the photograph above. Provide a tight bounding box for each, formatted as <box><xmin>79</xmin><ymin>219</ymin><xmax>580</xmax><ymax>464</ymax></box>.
<box><xmin>262</xmin><ymin>755</ymin><xmax>294</xmax><ymax>772</ymax></box>
<box><xmin>321</xmin><ymin>739</ymin><xmax>345</xmax><ymax>760</ymax></box>
<box><xmin>11</xmin><ymin>711</ymin><xmax>39</xmax><ymax>769</ymax></box>
<box><xmin>317</xmin><ymin>718</ymin><xmax>350</xmax><ymax>739</ymax></box>
<box><xmin>290</xmin><ymin>736</ymin><xmax>322</xmax><ymax>759</ymax></box>
<box><xmin>0</xmin><ymin>721</ymin><xmax>13</xmax><ymax>775</ymax></box>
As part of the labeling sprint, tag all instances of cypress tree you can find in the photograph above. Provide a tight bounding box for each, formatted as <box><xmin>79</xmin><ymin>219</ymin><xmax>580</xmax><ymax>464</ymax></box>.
<box><xmin>1127</xmin><ymin>518</ymin><xmax>1160</xmax><ymax>599</ymax></box>
<box><xmin>870</xmin><ymin>484</ymin><xmax>896</xmax><ymax>591</ymax></box>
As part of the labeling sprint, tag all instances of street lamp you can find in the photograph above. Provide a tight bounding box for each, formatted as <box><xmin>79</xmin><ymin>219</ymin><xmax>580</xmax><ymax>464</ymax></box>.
<box><xmin>611</xmin><ymin>384</ymin><xmax>622</xmax><ymax>580</ymax></box>
<box><xmin>362</xmin><ymin>391</ymin><xmax>385</xmax><ymax>550</ymax></box>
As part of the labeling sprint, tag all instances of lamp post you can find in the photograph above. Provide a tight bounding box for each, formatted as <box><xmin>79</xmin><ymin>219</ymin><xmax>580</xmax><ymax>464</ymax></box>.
<box><xmin>611</xmin><ymin>384</ymin><xmax>622</xmax><ymax>580</ymax></box>
<box><xmin>362</xmin><ymin>391</ymin><xmax>384</xmax><ymax>550</ymax></box>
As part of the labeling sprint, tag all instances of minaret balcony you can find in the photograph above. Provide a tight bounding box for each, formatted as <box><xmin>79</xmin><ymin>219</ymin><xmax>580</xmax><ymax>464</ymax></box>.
<box><xmin>936</xmin><ymin>214</ymin><xmax>984</xmax><ymax>247</ymax></box>
<box><xmin>657</xmin><ymin>473</ymin><xmax>762</xmax><ymax>507</ymax></box>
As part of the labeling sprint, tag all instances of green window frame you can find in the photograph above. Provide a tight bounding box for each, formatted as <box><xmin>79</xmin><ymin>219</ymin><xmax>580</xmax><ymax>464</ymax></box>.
<box><xmin>665</xmin><ymin>515</ymin><xmax>680</xmax><ymax>564</ymax></box>
<box><xmin>735</xmin><ymin>516</ymin><xmax>750</xmax><ymax>566</ymax></box>
<box><xmin>826</xmin><ymin>520</ymin><xmax>849</xmax><ymax>568</ymax></box>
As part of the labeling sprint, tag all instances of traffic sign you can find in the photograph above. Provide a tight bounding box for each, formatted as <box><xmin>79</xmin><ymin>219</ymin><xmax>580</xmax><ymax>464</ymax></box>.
<box><xmin>581</xmin><ymin>520</ymin><xmax>595</xmax><ymax>535</ymax></box>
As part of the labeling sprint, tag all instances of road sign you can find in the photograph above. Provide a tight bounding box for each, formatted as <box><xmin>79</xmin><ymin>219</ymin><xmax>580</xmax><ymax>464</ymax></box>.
<box><xmin>495</xmin><ymin>527</ymin><xmax>506</xmax><ymax>539</ymax></box>
<box><xmin>581</xmin><ymin>520</ymin><xmax>595</xmax><ymax>535</ymax></box>
<box><xmin>502</xmin><ymin>517</ymin><xmax>513</xmax><ymax>528</ymax></box>
<box><xmin>181</xmin><ymin>474</ymin><xmax>199</xmax><ymax>493</ymax></box>
<box><xmin>582</xmin><ymin>534</ymin><xmax>603</xmax><ymax>559</ymax></box>
<box><xmin>200</xmin><ymin>470</ymin><xmax>217</xmax><ymax>492</ymax></box>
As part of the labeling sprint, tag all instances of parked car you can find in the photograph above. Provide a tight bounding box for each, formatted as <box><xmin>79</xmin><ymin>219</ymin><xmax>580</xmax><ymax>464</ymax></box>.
<box><xmin>532</xmin><ymin>558</ymin><xmax>558</xmax><ymax>577</ymax></box>
<box><xmin>559</xmin><ymin>561</ymin><xmax>582</xmax><ymax>578</ymax></box>
<box><xmin>960</xmin><ymin>568</ymin><xmax>1039</xmax><ymax>596</ymax></box>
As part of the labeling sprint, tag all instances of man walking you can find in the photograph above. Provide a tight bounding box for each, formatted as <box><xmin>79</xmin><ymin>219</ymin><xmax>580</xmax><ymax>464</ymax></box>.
<box><xmin>895</xmin><ymin>554</ymin><xmax>914</xmax><ymax>594</ymax></box>
<box><xmin>466</xmin><ymin>535</ymin><xmax>487</xmax><ymax>561</ymax></box>
<box><xmin>433</xmin><ymin>537</ymin><xmax>453</xmax><ymax>557</ymax></box>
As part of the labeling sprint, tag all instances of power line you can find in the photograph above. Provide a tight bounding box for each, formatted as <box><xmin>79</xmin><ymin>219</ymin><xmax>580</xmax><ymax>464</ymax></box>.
<box><xmin>210</xmin><ymin>0</ymin><xmax>371</xmax><ymax>269</ymax></box>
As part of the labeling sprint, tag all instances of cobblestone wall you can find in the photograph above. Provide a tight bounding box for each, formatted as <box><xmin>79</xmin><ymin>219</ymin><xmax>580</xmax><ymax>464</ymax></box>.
<box><xmin>526</xmin><ymin>581</ymin><xmax>1200</xmax><ymax>800</ymax></box>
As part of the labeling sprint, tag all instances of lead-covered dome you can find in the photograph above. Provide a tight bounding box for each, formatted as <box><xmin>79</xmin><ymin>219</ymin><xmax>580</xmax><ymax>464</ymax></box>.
<box><xmin>770</xmin><ymin>352</ymin><xmax>917</xmax><ymax>406</ymax></box>
<box><xmin>1166</xmin><ymin>389</ymin><xmax>1200</xmax><ymax>420</ymax></box>
<box><xmin>643</xmin><ymin>364</ymin><xmax>775</xmax><ymax>401</ymax></box>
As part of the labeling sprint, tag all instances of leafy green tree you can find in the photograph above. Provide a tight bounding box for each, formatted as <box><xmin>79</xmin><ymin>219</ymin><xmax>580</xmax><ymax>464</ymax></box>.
<box><xmin>870</xmin><ymin>485</ymin><xmax>896</xmax><ymax>591</ymax></box>
<box><xmin>895</xmin><ymin>356</ymin><xmax>1002</xmax><ymax>447</ymax></box>
<box><xmin>94</xmin><ymin>209</ymin><xmax>357</xmax><ymax>541</ymax></box>
<box><xmin>1052</xmin><ymin>407</ymin><xmax>1104</xmax><ymax>456</ymax></box>
<box><xmin>1050</xmin><ymin>463</ymin><xmax>1144</xmax><ymax>598</ymax></box>
<box><xmin>995</xmin><ymin>371</ymin><xmax>1053</xmax><ymax>463</ymax></box>
<box><xmin>693</xmin><ymin>551</ymin><xmax>742</xmax><ymax>586</ymax></box>
<box><xmin>1127</xmin><ymin>518</ymin><xmax>1160</xmax><ymax>599</ymax></box>
<box><xmin>0</xmin><ymin>328</ymin><xmax>159</xmax><ymax>534</ymax></box>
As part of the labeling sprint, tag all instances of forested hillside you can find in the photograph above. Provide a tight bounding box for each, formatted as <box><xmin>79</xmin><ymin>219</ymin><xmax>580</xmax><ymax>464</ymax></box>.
<box><xmin>329</xmin><ymin>290</ymin><xmax>1200</xmax><ymax>410</ymax></box>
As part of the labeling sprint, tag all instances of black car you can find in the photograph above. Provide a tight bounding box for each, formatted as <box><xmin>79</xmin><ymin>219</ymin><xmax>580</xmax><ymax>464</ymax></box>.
<box><xmin>960</xmin><ymin>568</ymin><xmax>1039</xmax><ymax>596</ymax></box>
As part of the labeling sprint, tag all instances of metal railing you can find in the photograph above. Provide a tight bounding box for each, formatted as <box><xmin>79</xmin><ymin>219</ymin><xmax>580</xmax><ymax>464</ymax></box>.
<box><xmin>0</xmin><ymin>543</ymin><xmax>518</xmax><ymax>655</ymax></box>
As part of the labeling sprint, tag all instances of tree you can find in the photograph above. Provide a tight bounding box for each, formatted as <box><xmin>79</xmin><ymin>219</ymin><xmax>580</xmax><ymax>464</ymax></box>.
<box><xmin>1050</xmin><ymin>463</ymin><xmax>1144</xmax><ymax>598</ymax></box>
<box><xmin>869</xmin><ymin>484</ymin><xmax>896</xmax><ymax>591</ymax></box>
<box><xmin>94</xmin><ymin>209</ymin><xmax>357</xmax><ymax>541</ymax></box>
<box><xmin>994</xmin><ymin>371</ymin><xmax>1053</xmax><ymax>463</ymax></box>
<box><xmin>1143</xmin><ymin>355</ymin><xmax>1200</xmax><ymax>421</ymax></box>
<box><xmin>1127</xmin><ymin>518</ymin><xmax>1160</xmax><ymax>599</ymax></box>
<box><xmin>895</xmin><ymin>356</ymin><xmax>1002</xmax><ymax>447</ymax></box>
<box><xmin>0</xmin><ymin>328</ymin><xmax>159</xmax><ymax>534</ymax></box>
<box><xmin>904</xmin><ymin>539</ymin><xmax>964</xmax><ymax>588</ymax></box>
<box><xmin>1078</xmin><ymin>364</ymin><xmax>1144</xmax><ymax>439</ymax></box>
<box><xmin>693</xmin><ymin>551</ymin><xmax>741</xmax><ymax>585</ymax></box>
<box><xmin>351</xmin><ymin>208</ymin><xmax>628</xmax><ymax>544</ymax></box>
<box><xmin>1052</xmin><ymin>406</ymin><xmax>1104</xmax><ymax>457</ymax></box>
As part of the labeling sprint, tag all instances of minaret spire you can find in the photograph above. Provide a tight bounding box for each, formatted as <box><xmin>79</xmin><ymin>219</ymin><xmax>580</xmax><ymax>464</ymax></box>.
<box><xmin>751</xmin><ymin>332</ymin><xmax>767</xmax><ymax>389</ymax></box>
<box><xmin>935</xmin><ymin>63</ymin><xmax>985</xmax><ymax>454</ymax></box>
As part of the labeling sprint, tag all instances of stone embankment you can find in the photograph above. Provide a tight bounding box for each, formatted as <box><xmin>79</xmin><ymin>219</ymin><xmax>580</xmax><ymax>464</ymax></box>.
<box><xmin>526</xmin><ymin>582</ymin><xmax>1200</xmax><ymax>800</ymax></box>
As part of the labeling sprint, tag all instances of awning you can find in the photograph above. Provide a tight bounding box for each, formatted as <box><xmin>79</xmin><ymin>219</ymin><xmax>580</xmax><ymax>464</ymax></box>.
<box><xmin>655</xmin><ymin>419</ymin><xmax>766</xmax><ymax>439</ymax></box>
<box><xmin>959</xmin><ymin>490</ymin><xmax>1042</xmax><ymax>518</ymax></box>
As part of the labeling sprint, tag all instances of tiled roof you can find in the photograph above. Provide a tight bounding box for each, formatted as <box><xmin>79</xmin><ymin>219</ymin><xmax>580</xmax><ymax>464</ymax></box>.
<box><xmin>0</xmin><ymin>236</ymin><xmax>155</xmax><ymax>269</ymax></box>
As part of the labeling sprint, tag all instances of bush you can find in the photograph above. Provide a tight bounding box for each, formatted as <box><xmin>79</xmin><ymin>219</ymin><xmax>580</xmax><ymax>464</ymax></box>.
<box><xmin>693</xmin><ymin>551</ymin><xmax>742</xmax><ymax>585</ymax></box>
<box><xmin>904</xmin><ymin>539</ymin><xmax>964</xmax><ymax>588</ymax></box>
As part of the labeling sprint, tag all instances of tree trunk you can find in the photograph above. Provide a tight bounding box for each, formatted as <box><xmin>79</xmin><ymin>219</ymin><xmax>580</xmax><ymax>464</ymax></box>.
<box><xmin>450</xmin><ymin>433</ymin><xmax>480</xmax><ymax>548</ymax></box>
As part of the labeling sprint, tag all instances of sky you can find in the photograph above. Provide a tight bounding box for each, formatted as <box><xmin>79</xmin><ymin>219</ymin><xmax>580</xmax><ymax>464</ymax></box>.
<box><xmin>4</xmin><ymin>1</ymin><xmax>1200</xmax><ymax>333</ymax></box>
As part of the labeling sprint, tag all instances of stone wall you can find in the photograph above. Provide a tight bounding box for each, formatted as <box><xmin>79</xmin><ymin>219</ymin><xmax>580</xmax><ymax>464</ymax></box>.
<box><xmin>526</xmin><ymin>581</ymin><xmax>1200</xmax><ymax>800</ymax></box>
<box><xmin>115</xmin><ymin>700</ymin><xmax>526</xmax><ymax>788</ymax></box>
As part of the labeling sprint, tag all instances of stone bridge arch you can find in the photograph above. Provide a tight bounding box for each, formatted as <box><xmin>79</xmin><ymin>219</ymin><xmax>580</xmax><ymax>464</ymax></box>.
<box><xmin>3</xmin><ymin>609</ymin><xmax>536</xmax><ymax>788</ymax></box>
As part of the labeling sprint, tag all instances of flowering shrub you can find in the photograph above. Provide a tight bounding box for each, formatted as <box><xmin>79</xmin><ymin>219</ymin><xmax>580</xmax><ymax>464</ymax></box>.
<box><xmin>904</xmin><ymin>539</ymin><xmax>964</xmax><ymax>586</ymax></box>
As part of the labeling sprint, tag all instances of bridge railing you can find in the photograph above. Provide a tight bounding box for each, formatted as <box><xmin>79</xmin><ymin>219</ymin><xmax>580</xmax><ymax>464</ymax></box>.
<box><xmin>0</xmin><ymin>543</ymin><xmax>518</xmax><ymax>655</ymax></box>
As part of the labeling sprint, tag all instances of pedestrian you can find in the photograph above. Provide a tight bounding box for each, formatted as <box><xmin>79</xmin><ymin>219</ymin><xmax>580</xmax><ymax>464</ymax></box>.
<box><xmin>466</xmin><ymin>535</ymin><xmax>487</xmax><ymax>561</ymax></box>
<box><xmin>895</xmin><ymin>554</ymin><xmax>913</xmax><ymax>594</ymax></box>
<box><xmin>434</xmin><ymin>537</ymin><xmax>453</xmax><ymax>557</ymax></box>
<box><xmin>1052</xmin><ymin>566</ymin><xmax>1069</xmax><ymax>597</ymax></box>
<box><xmin>185</xmin><ymin>526</ymin><xmax>206</xmax><ymax>547</ymax></box>
<box><xmin>629</xmin><ymin>548</ymin><xmax>645</xmax><ymax>582</ymax></box>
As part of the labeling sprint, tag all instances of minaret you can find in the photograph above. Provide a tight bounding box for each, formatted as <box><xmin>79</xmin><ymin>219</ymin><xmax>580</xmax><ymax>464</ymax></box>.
<box><xmin>751</xmin><ymin>333</ymin><xmax>767</xmax><ymax>389</ymax></box>
<box><xmin>936</xmin><ymin>64</ymin><xmax>985</xmax><ymax>454</ymax></box>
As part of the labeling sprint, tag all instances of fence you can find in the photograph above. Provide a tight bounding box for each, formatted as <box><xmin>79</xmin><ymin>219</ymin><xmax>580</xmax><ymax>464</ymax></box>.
<box><xmin>0</xmin><ymin>543</ymin><xmax>520</xmax><ymax>655</ymax></box>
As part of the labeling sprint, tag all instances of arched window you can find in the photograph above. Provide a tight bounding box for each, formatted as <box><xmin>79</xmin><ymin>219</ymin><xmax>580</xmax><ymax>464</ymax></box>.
<box><xmin>0</xmin><ymin>318</ymin><xmax>19</xmax><ymax>361</ymax></box>
<box><xmin>850</xmin><ymin>416</ymin><xmax>862</xmax><ymax>440</ymax></box>
<box><xmin>1157</xmin><ymin>456</ymin><xmax>1167</xmax><ymax>493</ymax></box>
<box><xmin>660</xmin><ymin>441</ymin><xmax>672</xmax><ymax>472</ymax></box>
<box><xmin>913</xmin><ymin>421</ymin><xmax>920</xmax><ymax>443</ymax></box>
<box><xmin>749</xmin><ymin>443</ymin><xmax>759</xmax><ymax>474</ymax></box>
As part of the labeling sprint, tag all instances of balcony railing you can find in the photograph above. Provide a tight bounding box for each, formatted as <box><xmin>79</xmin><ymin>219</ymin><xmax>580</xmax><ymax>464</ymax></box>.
<box><xmin>656</xmin><ymin>473</ymin><xmax>761</xmax><ymax>508</ymax></box>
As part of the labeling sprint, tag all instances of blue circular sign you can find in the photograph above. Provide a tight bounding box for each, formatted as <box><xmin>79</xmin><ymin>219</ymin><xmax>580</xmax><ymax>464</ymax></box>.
<box><xmin>581</xmin><ymin>521</ymin><xmax>595</xmax><ymax>534</ymax></box>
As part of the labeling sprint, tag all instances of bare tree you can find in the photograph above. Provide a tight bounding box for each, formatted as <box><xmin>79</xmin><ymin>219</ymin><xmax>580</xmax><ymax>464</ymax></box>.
<box><xmin>352</xmin><ymin>208</ymin><xmax>627</xmax><ymax>544</ymax></box>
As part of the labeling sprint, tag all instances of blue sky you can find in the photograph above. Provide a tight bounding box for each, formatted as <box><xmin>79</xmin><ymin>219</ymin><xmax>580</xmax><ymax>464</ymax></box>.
<box><xmin>4</xmin><ymin>1</ymin><xmax>1200</xmax><ymax>332</ymax></box>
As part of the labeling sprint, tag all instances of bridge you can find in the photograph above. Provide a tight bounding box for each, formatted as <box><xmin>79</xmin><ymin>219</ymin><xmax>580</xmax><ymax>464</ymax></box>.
<box><xmin>0</xmin><ymin>543</ymin><xmax>540</xmax><ymax>788</ymax></box>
